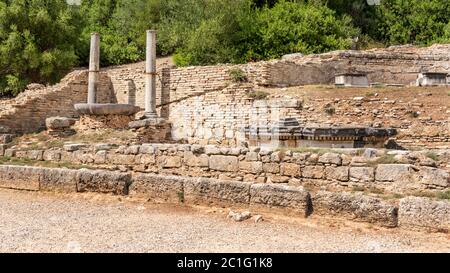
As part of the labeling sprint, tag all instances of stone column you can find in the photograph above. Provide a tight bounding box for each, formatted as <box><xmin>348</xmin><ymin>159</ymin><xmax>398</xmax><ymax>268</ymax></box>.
<box><xmin>145</xmin><ymin>30</ymin><xmax>157</xmax><ymax>118</ymax></box>
<box><xmin>88</xmin><ymin>33</ymin><xmax>100</xmax><ymax>104</ymax></box>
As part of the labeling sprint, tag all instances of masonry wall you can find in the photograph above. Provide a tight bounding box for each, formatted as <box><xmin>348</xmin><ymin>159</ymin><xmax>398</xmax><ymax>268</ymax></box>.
<box><xmin>3</xmin><ymin>143</ymin><xmax>449</xmax><ymax>195</ymax></box>
<box><xmin>0</xmin><ymin>71</ymin><xmax>114</xmax><ymax>134</ymax></box>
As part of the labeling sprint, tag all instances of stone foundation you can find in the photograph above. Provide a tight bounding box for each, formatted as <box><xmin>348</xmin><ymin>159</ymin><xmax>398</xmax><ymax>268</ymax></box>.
<box><xmin>76</xmin><ymin>115</ymin><xmax>135</xmax><ymax>130</ymax></box>
<box><xmin>0</xmin><ymin>165</ymin><xmax>448</xmax><ymax>231</ymax></box>
<box><xmin>3</xmin><ymin>143</ymin><xmax>449</xmax><ymax>195</ymax></box>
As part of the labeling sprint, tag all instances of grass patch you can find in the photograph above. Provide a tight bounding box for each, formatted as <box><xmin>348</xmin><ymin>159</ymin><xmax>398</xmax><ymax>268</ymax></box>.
<box><xmin>228</xmin><ymin>68</ymin><xmax>247</xmax><ymax>83</ymax></box>
<box><xmin>0</xmin><ymin>156</ymin><xmax>95</xmax><ymax>170</ymax></box>
<box><xmin>425</xmin><ymin>151</ymin><xmax>439</xmax><ymax>161</ymax></box>
<box><xmin>352</xmin><ymin>186</ymin><xmax>365</xmax><ymax>192</ymax></box>
<box><xmin>368</xmin><ymin>187</ymin><xmax>385</xmax><ymax>195</ymax></box>
<box><xmin>436</xmin><ymin>190</ymin><xmax>450</xmax><ymax>200</ymax></box>
<box><xmin>247</xmin><ymin>90</ymin><xmax>269</xmax><ymax>100</ymax></box>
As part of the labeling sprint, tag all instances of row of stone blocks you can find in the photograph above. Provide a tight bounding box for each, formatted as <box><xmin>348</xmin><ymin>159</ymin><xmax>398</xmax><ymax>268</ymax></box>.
<box><xmin>0</xmin><ymin>165</ymin><xmax>448</xmax><ymax>231</ymax></box>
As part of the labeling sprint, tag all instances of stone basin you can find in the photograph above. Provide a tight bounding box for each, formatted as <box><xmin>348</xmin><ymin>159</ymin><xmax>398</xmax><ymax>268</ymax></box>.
<box><xmin>74</xmin><ymin>103</ymin><xmax>140</xmax><ymax>116</ymax></box>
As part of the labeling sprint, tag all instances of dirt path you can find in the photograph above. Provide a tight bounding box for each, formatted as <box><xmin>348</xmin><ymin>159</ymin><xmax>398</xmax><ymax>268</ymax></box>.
<box><xmin>0</xmin><ymin>189</ymin><xmax>448</xmax><ymax>253</ymax></box>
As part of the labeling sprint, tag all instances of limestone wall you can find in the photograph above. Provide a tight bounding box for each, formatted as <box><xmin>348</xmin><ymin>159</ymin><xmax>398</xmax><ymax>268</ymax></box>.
<box><xmin>0</xmin><ymin>71</ymin><xmax>114</xmax><ymax>134</ymax></box>
<box><xmin>3</xmin><ymin>143</ymin><xmax>449</xmax><ymax>194</ymax></box>
<box><xmin>1</xmin><ymin>164</ymin><xmax>449</xmax><ymax>230</ymax></box>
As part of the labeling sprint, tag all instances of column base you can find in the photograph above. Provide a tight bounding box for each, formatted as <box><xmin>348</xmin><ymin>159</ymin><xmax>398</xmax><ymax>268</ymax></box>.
<box><xmin>143</xmin><ymin>111</ymin><xmax>158</xmax><ymax>119</ymax></box>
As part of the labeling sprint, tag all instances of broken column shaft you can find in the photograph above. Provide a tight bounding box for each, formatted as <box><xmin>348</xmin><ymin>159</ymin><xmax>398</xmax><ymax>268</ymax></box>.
<box><xmin>145</xmin><ymin>30</ymin><xmax>157</xmax><ymax>118</ymax></box>
<box><xmin>88</xmin><ymin>33</ymin><xmax>100</xmax><ymax>104</ymax></box>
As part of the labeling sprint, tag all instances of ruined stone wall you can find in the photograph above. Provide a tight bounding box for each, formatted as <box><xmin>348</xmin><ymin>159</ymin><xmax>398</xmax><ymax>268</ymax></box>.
<box><xmin>0</xmin><ymin>71</ymin><xmax>114</xmax><ymax>134</ymax></box>
<box><xmin>103</xmin><ymin>62</ymin><xmax>269</xmax><ymax>109</ymax></box>
<box><xmin>3</xmin><ymin>143</ymin><xmax>449</xmax><ymax>195</ymax></box>
<box><xmin>284</xmin><ymin>44</ymin><xmax>450</xmax><ymax>85</ymax></box>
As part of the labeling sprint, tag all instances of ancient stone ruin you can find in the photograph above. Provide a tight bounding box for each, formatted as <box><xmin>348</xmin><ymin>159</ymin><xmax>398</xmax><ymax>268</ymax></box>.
<box><xmin>0</xmin><ymin>34</ymin><xmax>449</xmax><ymax>232</ymax></box>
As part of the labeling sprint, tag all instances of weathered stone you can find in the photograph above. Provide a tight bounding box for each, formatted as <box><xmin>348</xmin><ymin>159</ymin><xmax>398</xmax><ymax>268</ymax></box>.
<box><xmin>245</xmin><ymin>152</ymin><xmax>259</xmax><ymax>161</ymax></box>
<box><xmin>205</xmin><ymin>145</ymin><xmax>221</xmax><ymax>155</ymax></box>
<box><xmin>63</xmin><ymin>144</ymin><xmax>89</xmax><ymax>152</ymax></box>
<box><xmin>228</xmin><ymin>211</ymin><xmax>252</xmax><ymax>222</ymax></box>
<box><xmin>419</xmin><ymin>167</ymin><xmax>449</xmax><ymax>188</ymax></box>
<box><xmin>325</xmin><ymin>166</ymin><xmax>349</xmax><ymax>181</ymax></box>
<box><xmin>139</xmin><ymin>144</ymin><xmax>156</xmax><ymax>154</ymax></box>
<box><xmin>184</xmin><ymin>177</ymin><xmax>250</xmax><ymax>205</ymax></box>
<box><xmin>124</xmin><ymin>145</ymin><xmax>140</xmax><ymax>155</ymax></box>
<box><xmin>270</xmin><ymin>151</ymin><xmax>285</xmax><ymax>162</ymax></box>
<box><xmin>311</xmin><ymin>191</ymin><xmax>398</xmax><ymax>227</ymax></box>
<box><xmin>27</xmin><ymin>150</ymin><xmax>43</xmax><ymax>161</ymax></box>
<box><xmin>95</xmin><ymin>143</ymin><xmax>118</xmax><ymax>151</ymax></box>
<box><xmin>239</xmin><ymin>161</ymin><xmax>263</xmax><ymax>174</ymax></box>
<box><xmin>159</xmin><ymin>156</ymin><xmax>182</xmax><ymax>168</ymax></box>
<box><xmin>349</xmin><ymin>167</ymin><xmax>375</xmax><ymax>182</ymax></box>
<box><xmin>43</xmin><ymin>150</ymin><xmax>62</xmax><ymax>161</ymax></box>
<box><xmin>45</xmin><ymin>117</ymin><xmax>76</xmax><ymax>129</ymax></box>
<box><xmin>209</xmin><ymin>155</ymin><xmax>238</xmax><ymax>172</ymax></box>
<box><xmin>302</xmin><ymin>166</ymin><xmax>325</xmax><ymax>179</ymax></box>
<box><xmin>130</xmin><ymin>173</ymin><xmax>184</xmax><ymax>203</ymax></box>
<box><xmin>280</xmin><ymin>163</ymin><xmax>301</xmax><ymax>177</ymax></box>
<box><xmin>263</xmin><ymin>163</ymin><xmax>280</xmax><ymax>174</ymax></box>
<box><xmin>0</xmin><ymin>134</ymin><xmax>14</xmax><ymax>144</ymax></box>
<box><xmin>318</xmin><ymin>153</ymin><xmax>342</xmax><ymax>165</ymax></box>
<box><xmin>267</xmin><ymin>175</ymin><xmax>290</xmax><ymax>183</ymax></box>
<box><xmin>0</xmin><ymin>165</ymin><xmax>41</xmax><ymax>191</ymax></box>
<box><xmin>94</xmin><ymin>150</ymin><xmax>107</xmax><ymax>164</ymax></box>
<box><xmin>106</xmin><ymin>153</ymin><xmax>136</xmax><ymax>165</ymax></box>
<box><xmin>40</xmin><ymin>168</ymin><xmax>78</xmax><ymax>192</ymax></box>
<box><xmin>399</xmin><ymin>197</ymin><xmax>450</xmax><ymax>231</ymax></box>
<box><xmin>76</xmin><ymin>169</ymin><xmax>131</xmax><ymax>195</ymax></box>
<box><xmin>375</xmin><ymin>164</ymin><xmax>415</xmax><ymax>182</ymax></box>
<box><xmin>184</xmin><ymin>151</ymin><xmax>209</xmax><ymax>168</ymax></box>
<box><xmin>250</xmin><ymin>184</ymin><xmax>311</xmax><ymax>217</ymax></box>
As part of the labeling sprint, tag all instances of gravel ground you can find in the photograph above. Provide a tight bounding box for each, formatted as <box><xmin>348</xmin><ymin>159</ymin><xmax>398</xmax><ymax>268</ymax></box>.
<box><xmin>0</xmin><ymin>189</ymin><xmax>449</xmax><ymax>253</ymax></box>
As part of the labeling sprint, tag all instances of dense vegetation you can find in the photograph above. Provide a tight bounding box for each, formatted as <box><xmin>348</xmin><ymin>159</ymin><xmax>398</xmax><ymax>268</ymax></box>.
<box><xmin>1</xmin><ymin>0</ymin><xmax>449</xmax><ymax>96</ymax></box>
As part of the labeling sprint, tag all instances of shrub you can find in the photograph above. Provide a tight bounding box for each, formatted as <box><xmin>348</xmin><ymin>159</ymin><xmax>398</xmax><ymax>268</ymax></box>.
<box><xmin>247</xmin><ymin>90</ymin><xmax>269</xmax><ymax>100</ymax></box>
<box><xmin>0</xmin><ymin>0</ymin><xmax>81</xmax><ymax>96</ymax></box>
<box><xmin>229</xmin><ymin>68</ymin><xmax>247</xmax><ymax>82</ymax></box>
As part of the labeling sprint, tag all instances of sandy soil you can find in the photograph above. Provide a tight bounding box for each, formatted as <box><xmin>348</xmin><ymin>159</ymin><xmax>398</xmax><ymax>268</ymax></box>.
<box><xmin>0</xmin><ymin>188</ymin><xmax>448</xmax><ymax>253</ymax></box>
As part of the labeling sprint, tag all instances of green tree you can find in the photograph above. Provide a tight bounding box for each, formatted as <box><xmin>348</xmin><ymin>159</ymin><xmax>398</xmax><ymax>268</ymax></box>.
<box><xmin>375</xmin><ymin>0</ymin><xmax>450</xmax><ymax>45</ymax></box>
<box><xmin>0</xmin><ymin>0</ymin><xmax>82</xmax><ymax>96</ymax></box>
<box><xmin>253</xmin><ymin>1</ymin><xmax>358</xmax><ymax>59</ymax></box>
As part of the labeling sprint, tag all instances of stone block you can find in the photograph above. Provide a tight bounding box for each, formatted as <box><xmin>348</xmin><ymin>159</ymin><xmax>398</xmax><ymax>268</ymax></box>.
<box><xmin>239</xmin><ymin>161</ymin><xmax>263</xmax><ymax>174</ymax></box>
<box><xmin>349</xmin><ymin>167</ymin><xmax>375</xmax><ymax>182</ymax></box>
<box><xmin>184</xmin><ymin>177</ymin><xmax>250</xmax><ymax>205</ymax></box>
<box><xmin>399</xmin><ymin>197</ymin><xmax>450</xmax><ymax>231</ymax></box>
<box><xmin>375</xmin><ymin>164</ymin><xmax>414</xmax><ymax>182</ymax></box>
<box><xmin>76</xmin><ymin>169</ymin><xmax>131</xmax><ymax>195</ymax></box>
<box><xmin>311</xmin><ymin>191</ymin><xmax>398</xmax><ymax>227</ymax></box>
<box><xmin>318</xmin><ymin>153</ymin><xmax>342</xmax><ymax>165</ymax></box>
<box><xmin>159</xmin><ymin>156</ymin><xmax>182</xmax><ymax>168</ymax></box>
<box><xmin>419</xmin><ymin>167</ymin><xmax>449</xmax><ymax>188</ymax></box>
<box><xmin>0</xmin><ymin>165</ymin><xmax>41</xmax><ymax>191</ymax></box>
<box><xmin>280</xmin><ymin>163</ymin><xmax>301</xmax><ymax>177</ymax></box>
<box><xmin>302</xmin><ymin>166</ymin><xmax>325</xmax><ymax>179</ymax></box>
<box><xmin>250</xmin><ymin>184</ymin><xmax>311</xmax><ymax>217</ymax></box>
<box><xmin>325</xmin><ymin>166</ymin><xmax>349</xmax><ymax>182</ymax></box>
<box><xmin>184</xmin><ymin>151</ymin><xmax>209</xmax><ymax>168</ymax></box>
<box><xmin>130</xmin><ymin>173</ymin><xmax>184</xmax><ymax>203</ymax></box>
<box><xmin>263</xmin><ymin>163</ymin><xmax>280</xmax><ymax>174</ymax></box>
<box><xmin>209</xmin><ymin>155</ymin><xmax>238</xmax><ymax>172</ymax></box>
<box><xmin>40</xmin><ymin>168</ymin><xmax>78</xmax><ymax>192</ymax></box>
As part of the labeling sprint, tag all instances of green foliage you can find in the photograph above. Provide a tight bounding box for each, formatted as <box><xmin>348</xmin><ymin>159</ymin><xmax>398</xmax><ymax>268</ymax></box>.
<box><xmin>0</xmin><ymin>0</ymin><xmax>81</xmax><ymax>96</ymax></box>
<box><xmin>247</xmin><ymin>90</ymin><xmax>269</xmax><ymax>100</ymax></box>
<box><xmin>1</xmin><ymin>0</ymin><xmax>450</xmax><ymax>96</ymax></box>
<box><xmin>229</xmin><ymin>68</ymin><xmax>248</xmax><ymax>82</ymax></box>
<box><xmin>375</xmin><ymin>0</ymin><xmax>450</xmax><ymax>45</ymax></box>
